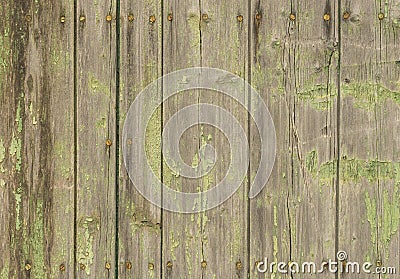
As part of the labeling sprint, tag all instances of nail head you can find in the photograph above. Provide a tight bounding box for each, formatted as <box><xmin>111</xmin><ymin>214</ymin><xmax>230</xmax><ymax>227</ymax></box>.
<box><xmin>378</xmin><ymin>13</ymin><xmax>385</xmax><ymax>20</ymax></box>
<box><xmin>167</xmin><ymin>13</ymin><xmax>173</xmax><ymax>21</ymax></box>
<box><xmin>80</xmin><ymin>263</ymin><xmax>86</xmax><ymax>270</ymax></box>
<box><xmin>236</xmin><ymin>261</ymin><xmax>243</xmax><ymax>270</ymax></box>
<box><xmin>106</xmin><ymin>139</ymin><xmax>112</xmax><ymax>146</ymax></box>
<box><xmin>256</xmin><ymin>13</ymin><xmax>262</xmax><ymax>20</ymax></box>
<box><xmin>343</xmin><ymin>12</ymin><xmax>350</xmax><ymax>20</ymax></box>
<box><xmin>148</xmin><ymin>263</ymin><xmax>154</xmax><ymax>270</ymax></box>
<box><xmin>128</xmin><ymin>14</ymin><xmax>134</xmax><ymax>22</ymax></box>
<box><xmin>202</xmin><ymin>13</ymin><xmax>209</xmax><ymax>21</ymax></box>
<box><xmin>149</xmin><ymin>15</ymin><xmax>156</xmax><ymax>23</ymax></box>
<box><xmin>289</xmin><ymin>14</ymin><xmax>296</xmax><ymax>21</ymax></box>
<box><xmin>126</xmin><ymin>261</ymin><xmax>132</xmax><ymax>269</ymax></box>
<box><xmin>237</xmin><ymin>15</ymin><xmax>243</xmax><ymax>22</ymax></box>
<box><xmin>25</xmin><ymin>263</ymin><xmax>31</xmax><ymax>271</ymax></box>
<box><xmin>323</xmin><ymin>14</ymin><xmax>331</xmax><ymax>21</ymax></box>
<box><xmin>201</xmin><ymin>260</ymin><xmax>207</xmax><ymax>269</ymax></box>
<box><xmin>80</xmin><ymin>15</ymin><xmax>86</xmax><ymax>22</ymax></box>
<box><xmin>60</xmin><ymin>16</ymin><xmax>66</xmax><ymax>23</ymax></box>
<box><xmin>105</xmin><ymin>262</ymin><xmax>111</xmax><ymax>270</ymax></box>
<box><xmin>25</xmin><ymin>15</ymin><xmax>32</xmax><ymax>22</ymax></box>
<box><xmin>59</xmin><ymin>264</ymin><xmax>66</xmax><ymax>271</ymax></box>
<box><xmin>106</xmin><ymin>15</ymin><xmax>112</xmax><ymax>22</ymax></box>
<box><xmin>376</xmin><ymin>260</ymin><xmax>382</xmax><ymax>267</ymax></box>
<box><xmin>167</xmin><ymin>261</ymin><xmax>173</xmax><ymax>269</ymax></box>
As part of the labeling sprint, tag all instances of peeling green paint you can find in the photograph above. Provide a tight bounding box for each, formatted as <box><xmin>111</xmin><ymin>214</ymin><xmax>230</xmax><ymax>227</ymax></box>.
<box><xmin>31</xmin><ymin>201</ymin><xmax>45</xmax><ymax>278</ymax></box>
<box><xmin>145</xmin><ymin>107</ymin><xmax>161</xmax><ymax>180</ymax></box>
<box><xmin>365</xmin><ymin>192</ymin><xmax>378</xmax><ymax>245</ymax></box>
<box><xmin>14</xmin><ymin>186</ymin><xmax>22</xmax><ymax>231</ymax></box>
<box><xmin>0</xmin><ymin>264</ymin><xmax>9</xmax><ymax>279</ymax></box>
<box><xmin>9</xmin><ymin>136</ymin><xmax>22</xmax><ymax>172</ymax></box>
<box><xmin>88</xmin><ymin>73</ymin><xmax>111</xmax><ymax>97</ymax></box>
<box><xmin>77</xmin><ymin>216</ymin><xmax>100</xmax><ymax>275</ymax></box>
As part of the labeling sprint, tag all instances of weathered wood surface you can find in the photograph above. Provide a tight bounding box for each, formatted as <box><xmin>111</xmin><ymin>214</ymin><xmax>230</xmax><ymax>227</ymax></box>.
<box><xmin>339</xmin><ymin>1</ymin><xmax>400</xmax><ymax>278</ymax></box>
<box><xmin>76</xmin><ymin>0</ymin><xmax>117</xmax><ymax>277</ymax></box>
<box><xmin>0</xmin><ymin>0</ymin><xmax>399</xmax><ymax>278</ymax></box>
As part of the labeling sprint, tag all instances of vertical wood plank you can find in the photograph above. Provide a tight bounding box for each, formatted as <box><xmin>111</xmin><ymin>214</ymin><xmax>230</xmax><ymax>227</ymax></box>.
<box><xmin>0</xmin><ymin>0</ymin><xmax>75</xmax><ymax>278</ymax></box>
<box><xmin>250</xmin><ymin>0</ymin><xmax>338</xmax><ymax>278</ymax></box>
<box><xmin>339</xmin><ymin>0</ymin><xmax>400</xmax><ymax>276</ymax></box>
<box><xmin>162</xmin><ymin>1</ymin><xmax>203</xmax><ymax>278</ymax></box>
<box><xmin>199</xmin><ymin>1</ymin><xmax>249</xmax><ymax>278</ymax></box>
<box><xmin>118</xmin><ymin>0</ymin><xmax>162</xmax><ymax>278</ymax></box>
<box><xmin>76</xmin><ymin>1</ymin><xmax>117</xmax><ymax>277</ymax></box>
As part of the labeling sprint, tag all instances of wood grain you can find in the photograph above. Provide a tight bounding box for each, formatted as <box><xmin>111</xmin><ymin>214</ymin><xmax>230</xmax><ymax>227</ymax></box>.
<box><xmin>118</xmin><ymin>0</ymin><xmax>162</xmax><ymax>278</ymax></box>
<box><xmin>76</xmin><ymin>1</ymin><xmax>117</xmax><ymax>277</ymax></box>
<box><xmin>0</xmin><ymin>0</ymin><xmax>75</xmax><ymax>278</ymax></box>
<box><xmin>339</xmin><ymin>0</ymin><xmax>400</xmax><ymax>277</ymax></box>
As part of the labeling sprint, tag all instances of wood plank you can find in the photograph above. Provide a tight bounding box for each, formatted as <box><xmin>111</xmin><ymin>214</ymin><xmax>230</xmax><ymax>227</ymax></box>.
<box><xmin>76</xmin><ymin>1</ymin><xmax>117</xmax><ymax>277</ymax></box>
<box><xmin>198</xmin><ymin>1</ymin><xmax>249</xmax><ymax>278</ymax></box>
<box><xmin>339</xmin><ymin>0</ymin><xmax>400</xmax><ymax>277</ymax></box>
<box><xmin>0</xmin><ymin>1</ymin><xmax>75</xmax><ymax>278</ymax></box>
<box><xmin>118</xmin><ymin>0</ymin><xmax>162</xmax><ymax>278</ymax></box>
<box><xmin>161</xmin><ymin>1</ymin><xmax>203</xmax><ymax>278</ymax></box>
<box><xmin>249</xmin><ymin>0</ymin><xmax>338</xmax><ymax>278</ymax></box>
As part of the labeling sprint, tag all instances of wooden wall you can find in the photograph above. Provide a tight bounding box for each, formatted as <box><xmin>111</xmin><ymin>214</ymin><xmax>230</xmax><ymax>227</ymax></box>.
<box><xmin>0</xmin><ymin>0</ymin><xmax>399</xmax><ymax>278</ymax></box>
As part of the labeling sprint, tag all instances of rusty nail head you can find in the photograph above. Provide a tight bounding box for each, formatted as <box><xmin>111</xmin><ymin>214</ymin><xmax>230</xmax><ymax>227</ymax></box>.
<box><xmin>126</xmin><ymin>261</ymin><xmax>132</xmax><ymax>269</ymax></box>
<box><xmin>289</xmin><ymin>14</ymin><xmax>296</xmax><ymax>21</ymax></box>
<box><xmin>105</xmin><ymin>262</ymin><xmax>111</xmax><ymax>270</ymax></box>
<box><xmin>80</xmin><ymin>263</ymin><xmax>86</xmax><ymax>270</ymax></box>
<box><xmin>80</xmin><ymin>15</ymin><xmax>86</xmax><ymax>22</ymax></box>
<box><xmin>237</xmin><ymin>15</ymin><xmax>243</xmax><ymax>22</ymax></box>
<box><xmin>324</xmin><ymin>13</ymin><xmax>331</xmax><ymax>21</ymax></box>
<box><xmin>236</xmin><ymin>261</ymin><xmax>243</xmax><ymax>270</ymax></box>
<box><xmin>343</xmin><ymin>11</ymin><xmax>350</xmax><ymax>20</ymax></box>
<box><xmin>167</xmin><ymin>261</ymin><xmax>173</xmax><ymax>269</ymax></box>
<box><xmin>148</xmin><ymin>263</ymin><xmax>154</xmax><ymax>270</ymax></box>
<box><xmin>128</xmin><ymin>14</ymin><xmax>134</xmax><ymax>22</ymax></box>
<box><xmin>256</xmin><ymin>13</ymin><xmax>262</xmax><ymax>20</ymax></box>
<box><xmin>59</xmin><ymin>264</ymin><xmax>65</xmax><ymax>271</ymax></box>
<box><xmin>201</xmin><ymin>260</ymin><xmax>207</xmax><ymax>269</ymax></box>
<box><xmin>378</xmin><ymin>13</ymin><xmax>385</xmax><ymax>20</ymax></box>
<box><xmin>168</xmin><ymin>13</ymin><xmax>173</xmax><ymax>21</ymax></box>
<box><xmin>106</xmin><ymin>15</ymin><xmax>112</xmax><ymax>22</ymax></box>
<box><xmin>106</xmin><ymin>139</ymin><xmax>112</xmax><ymax>146</ymax></box>
<box><xmin>60</xmin><ymin>16</ymin><xmax>66</xmax><ymax>23</ymax></box>
<box><xmin>25</xmin><ymin>263</ymin><xmax>31</xmax><ymax>271</ymax></box>
<box><xmin>376</xmin><ymin>260</ymin><xmax>382</xmax><ymax>267</ymax></box>
<box><xmin>25</xmin><ymin>15</ymin><xmax>32</xmax><ymax>22</ymax></box>
<box><xmin>149</xmin><ymin>15</ymin><xmax>156</xmax><ymax>23</ymax></box>
<box><xmin>202</xmin><ymin>13</ymin><xmax>209</xmax><ymax>21</ymax></box>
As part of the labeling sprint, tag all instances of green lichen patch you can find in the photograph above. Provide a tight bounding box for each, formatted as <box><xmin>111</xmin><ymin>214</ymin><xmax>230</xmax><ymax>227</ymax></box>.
<box><xmin>88</xmin><ymin>73</ymin><xmax>111</xmax><ymax>97</ymax></box>
<box><xmin>31</xmin><ymin>201</ymin><xmax>45</xmax><ymax>278</ymax></box>
<box><xmin>77</xmin><ymin>216</ymin><xmax>100</xmax><ymax>276</ymax></box>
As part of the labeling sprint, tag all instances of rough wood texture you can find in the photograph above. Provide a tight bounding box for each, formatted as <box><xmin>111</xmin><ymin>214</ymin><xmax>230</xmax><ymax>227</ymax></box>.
<box><xmin>76</xmin><ymin>1</ymin><xmax>117</xmax><ymax>277</ymax></box>
<box><xmin>339</xmin><ymin>0</ymin><xmax>400</xmax><ymax>277</ymax></box>
<box><xmin>0</xmin><ymin>0</ymin><xmax>75</xmax><ymax>278</ymax></box>
<box><xmin>161</xmin><ymin>1</ymin><xmax>203</xmax><ymax>278</ymax></box>
<box><xmin>0</xmin><ymin>0</ymin><xmax>399</xmax><ymax>278</ymax></box>
<box><xmin>118</xmin><ymin>0</ymin><xmax>162</xmax><ymax>278</ymax></box>
<box><xmin>199</xmin><ymin>1</ymin><xmax>249</xmax><ymax>278</ymax></box>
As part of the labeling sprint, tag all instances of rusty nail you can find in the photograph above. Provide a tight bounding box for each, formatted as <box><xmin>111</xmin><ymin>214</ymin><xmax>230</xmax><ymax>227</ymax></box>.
<box><xmin>59</xmin><ymin>264</ymin><xmax>65</xmax><ymax>271</ymax></box>
<box><xmin>106</xmin><ymin>15</ymin><xmax>112</xmax><ymax>22</ymax></box>
<box><xmin>376</xmin><ymin>260</ymin><xmax>382</xmax><ymax>267</ymax></box>
<box><xmin>255</xmin><ymin>261</ymin><xmax>260</xmax><ymax>267</ymax></box>
<box><xmin>25</xmin><ymin>15</ymin><xmax>32</xmax><ymax>22</ymax></box>
<box><xmin>60</xmin><ymin>16</ymin><xmax>66</xmax><ymax>23</ymax></box>
<box><xmin>166</xmin><ymin>261</ymin><xmax>173</xmax><ymax>269</ymax></box>
<box><xmin>148</xmin><ymin>263</ymin><xmax>154</xmax><ymax>270</ymax></box>
<box><xmin>106</xmin><ymin>139</ymin><xmax>112</xmax><ymax>146</ymax></box>
<box><xmin>149</xmin><ymin>15</ymin><xmax>156</xmax><ymax>23</ymax></box>
<box><xmin>237</xmin><ymin>15</ymin><xmax>243</xmax><ymax>22</ymax></box>
<box><xmin>105</xmin><ymin>262</ymin><xmax>111</xmax><ymax>270</ymax></box>
<box><xmin>289</xmin><ymin>14</ymin><xmax>296</xmax><ymax>21</ymax></box>
<box><xmin>126</xmin><ymin>261</ymin><xmax>132</xmax><ymax>269</ymax></box>
<box><xmin>25</xmin><ymin>263</ymin><xmax>31</xmax><ymax>271</ymax></box>
<box><xmin>128</xmin><ymin>14</ymin><xmax>134</xmax><ymax>22</ymax></box>
<box><xmin>236</xmin><ymin>261</ymin><xmax>243</xmax><ymax>270</ymax></box>
<box><xmin>323</xmin><ymin>13</ymin><xmax>331</xmax><ymax>21</ymax></box>
<box><xmin>79</xmin><ymin>15</ymin><xmax>86</xmax><ymax>22</ymax></box>
<box><xmin>256</xmin><ymin>13</ymin><xmax>262</xmax><ymax>20</ymax></box>
<box><xmin>202</xmin><ymin>13</ymin><xmax>209</xmax><ymax>21</ymax></box>
<box><xmin>201</xmin><ymin>260</ymin><xmax>207</xmax><ymax>269</ymax></box>
<box><xmin>378</xmin><ymin>13</ymin><xmax>385</xmax><ymax>20</ymax></box>
<box><xmin>80</xmin><ymin>263</ymin><xmax>86</xmax><ymax>270</ymax></box>
<box><xmin>167</xmin><ymin>13</ymin><xmax>173</xmax><ymax>21</ymax></box>
<box><xmin>343</xmin><ymin>11</ymin><xmax>350</xmax><ymax>20</ymax></box>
